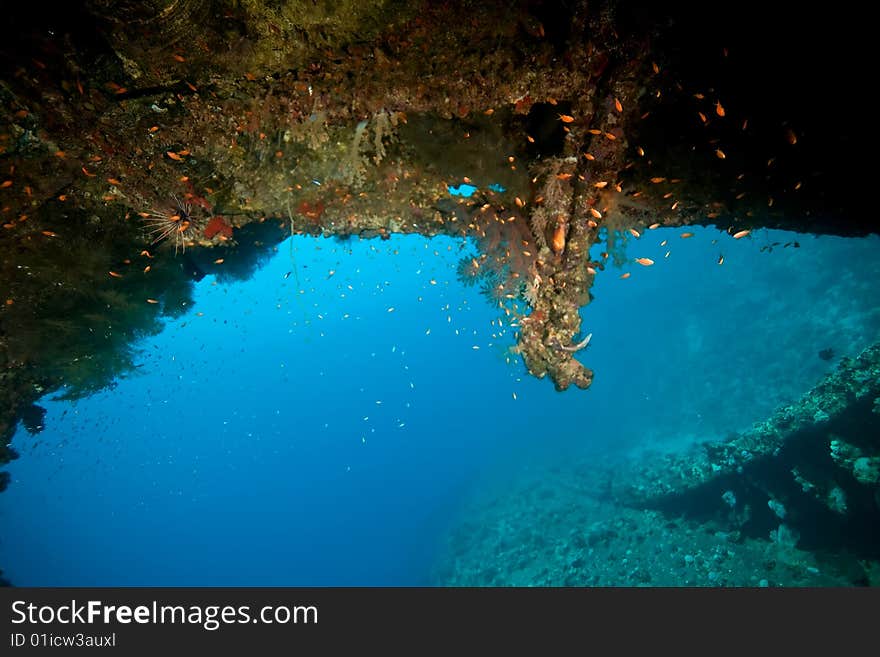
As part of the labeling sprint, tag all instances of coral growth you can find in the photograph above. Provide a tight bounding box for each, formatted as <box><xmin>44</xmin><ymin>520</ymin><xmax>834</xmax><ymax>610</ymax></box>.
<box><xmin>339</xmin><ymin>110</ymin><xmax>402</xmax><ymax>187</ymax></box>
<box><xmin>297</xmin><ymin>200</ymin><xmax>326</xmax><ymax>223</ymax></box>
<box><xmin>204</xmin><ymin>216</ymin><xmax>233</xmax><ymax>240</ymax></box>
<box><xmin>593</xmin><ymin>188</ymin><xmax>656</xmax><ymax>267</ymax></box>
<box><xmin>455</xmin><ymin>203</ymin><xmax>538</xmax><ymax>308</ymax></box>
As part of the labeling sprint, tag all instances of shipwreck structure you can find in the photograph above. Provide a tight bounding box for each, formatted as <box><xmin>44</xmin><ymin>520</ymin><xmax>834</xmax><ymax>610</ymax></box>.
<box><xmin>0</xmin><ymin>1</ymin><xmax>873</xmax><ymax>453</ymax></box>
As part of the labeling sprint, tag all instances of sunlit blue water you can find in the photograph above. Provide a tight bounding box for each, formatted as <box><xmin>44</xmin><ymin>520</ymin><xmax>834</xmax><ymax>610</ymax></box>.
<box><xmin>1</xmin><ymin>226</ymin><xmax>879</xmax><ymax>585</ymax></box>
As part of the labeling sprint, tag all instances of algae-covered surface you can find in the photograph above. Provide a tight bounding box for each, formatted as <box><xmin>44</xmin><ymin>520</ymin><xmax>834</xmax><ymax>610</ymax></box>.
<box><xmin>0</xmin><ymin>1</ymin><xmax>877</xmax><ymax>586</ymax></box>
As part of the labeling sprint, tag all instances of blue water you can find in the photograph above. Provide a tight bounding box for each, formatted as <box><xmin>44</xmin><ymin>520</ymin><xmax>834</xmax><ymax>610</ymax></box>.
<box><xmin>1</xmin><ymin>227</ymin><xmax>879</xmax><ymax>585</ymax></box>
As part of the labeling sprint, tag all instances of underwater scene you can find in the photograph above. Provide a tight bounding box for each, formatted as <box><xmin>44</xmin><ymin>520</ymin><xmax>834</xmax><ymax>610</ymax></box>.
<box><xmin>0</xmin><ymin>1</ymin><xmax>877</xmax><ymax>587</ymax></box>
<box><xmin>3</xmin><ymin>227</ymin><xmax>879</xmax><ymax>586</ymax></box>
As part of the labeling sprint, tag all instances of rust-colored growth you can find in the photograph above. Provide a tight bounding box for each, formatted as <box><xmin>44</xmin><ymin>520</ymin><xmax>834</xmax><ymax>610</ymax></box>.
<box><xmin>551</xmin><ymin>219</ymin><xmax>566</xmax><ymax>254</ymax></box>
<box><xmin>513</xmin><ymin>94</ymin><xmax>532</xmax><ymax>114</ymax></box>
<box><xmin>204</xmin><ymin>216</ymin><xmax>233</xmax><ymax>239</ymax></box>
<box><xmin>297</xmin><ymin>200</ymin><xmax>326</xmax><ymax>223</ymax></box>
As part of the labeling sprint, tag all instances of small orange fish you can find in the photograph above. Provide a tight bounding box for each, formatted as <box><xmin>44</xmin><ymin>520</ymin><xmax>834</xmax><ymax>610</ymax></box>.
<box><xmin>594</xmin><ymin>181</ymin><xmax>608</xmax><ymax>188</ymax></box>
<box><xmin>583</xmin><ymin>153</ymin><xmax>595</xmax><ymax>161</ymax></box>
<box><xmin>698</xmin><ymin>111</ymin><xmax>707</xmax><ymax>124</ymax></box>
<box><xmin>0</xmin><ymin>180</ymin><xmax>12</xmax><ymax>188</ymax></box>
<box><xmin>635</xmin><ymin>257</ymin><xmax>654</xmax><ymax>266</ymax></box>
<box><xmin>785</xmin><ymin>128</ymin><xmax>797</xmax><ymax>145</ymax></box>
<box><xmin>558</xmin><ymin>114</ymin><xmax>575</xmax><ymax>123</ymax></box>
<box><xmin>718</xmin><ymin>255</ymin><xmax>724</xmax><ymax>265</ymax></box>
<box><xmin>732</xmin><ymin>229</ymin><xmax>750</xmax><ymax>239</ymax></box>
<box><xmin>680</xmin><ymin>232</ymin><xmax>694</xmax><ymax>239</ymax></box>
<box><xmin>146</xmin><ymin>298</ymin><xmax>159</xmax><ymax>304</ymax></box>
<box><xmin>715</xmin><ymin>101</ymin><xmax>725</xmax><ymax>117</ymax></box>
<box><xmin>54</xmin><ymin>150</ymin><xmax>66</xmax><ymax>159</ymax></box>
<box><xmin>650</xmin><ymin>177</ymin><xmax>666</xmax><ymax>184</ymax></box>
<box><xmin>149</xmin><ymin>126</ymin><xmax>159</xmax><ymax>133</ymax></box>
<box><xmin>526</xmin><ymin>135</ymin><xmax>535</xmax><ymax>143</ymax></box>
<box><xmin>620</xmin><ymin>272</ymin><xmax>631</xmax><ymax>279</ymax></box>
<box><xmin>604</xmin><ymin>132</ymin><xmax>616</xmax><ymax>141</ymax></box>
<box><xmin>108</xmin><ymin>271</ymin><xmax>123</xmax><ymax>278</ymax></box>
<box><xmin>81</xmin><ymin>167</ymin><xmax>96</xmax><ymax>177</ymax></box>
<box><xmin>589</xmin><ymin>208</ymin><xmax>602</xmax><ymax>219</ymax></box>
<box><xmin>636</xmin><ymin>146</ymin><xmax>645</xmax><ymax>156</ymax></box>
<box><xmin>648</xmin><ymin>222</ymin><xmax>660</xmax><ymax>230</ymax></box>
<box><xmin>214</xmin><ymin>258</ymin><xmax>224</xmax><ymax>264</ymax></box>
<box><xmin>614</xmin><ymin>98</ymin><xmax>623</xmax><ymax>113</ymax></box>
<box><xmin>556</xmin><ymin>173</ymin><xmax>573</xmax><ymax>180</ymax></box>
<box><xmin>107</xmin><ymin>178</ymin><xmax>122</xmax><ymax>186</ymax></box>
<box><xmin>716</xmin><ymin>149</ymin><xmax>726</xmax><ymax>159</ymax></box>
<box><xmin>144</xmin><ymin>265</ymin><xmax>151</xmax><ymax>273</ymax></box>
<box><xmin>651</xmin><ymin>62</ymin><xmax>660</xmax><ymax>74</ymax></box>
<box><xmin>515</xmin><ymin>197</ymin><xmax>524</xmax><ymax>208</ymax></box>
<box><xmin>628</xmin><ymin>228</ymin><xmax>640</xmax><ymax>238</ymax></box>
<box><xmin>588</xmin><ymin>129</ymin><xmax>602</xmax><ymax>135</ymax></box>
<box><xmin>172</xmin><ymin>54</ymin><xmax>186</xmax><ymax>62</ymax></box>
<box><xmin>166</xmin><ymin>151</ymin><xmax>183</xmax><ymax>161</ymax></box>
